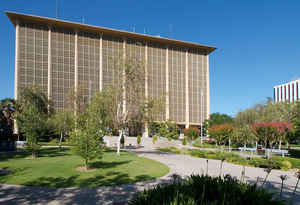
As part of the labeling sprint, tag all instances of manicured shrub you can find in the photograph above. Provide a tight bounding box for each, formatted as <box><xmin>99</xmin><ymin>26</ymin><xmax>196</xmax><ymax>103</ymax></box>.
<box><xmin>152</xmin><ymin>135</ymin><xmax>158</xmax><ymax>144</ymax></box>
<box><xmin>281</xmin><ymin>160</ymin><xmax>292</xmax><ymax>170</ymax></box>
<box><xmin>137</xmin><ymin>135</ymin><xmax>141</xmax><ymax>146</ymax></box>
<box><xmin>182</xmin><ymin>137</ymin><xmax>187</xmax><ymax>145</ymax></box>
<box><xmin>128</xmin><ymin>174</ymin><xmax>284</xmax><ymax>205</ymax></box>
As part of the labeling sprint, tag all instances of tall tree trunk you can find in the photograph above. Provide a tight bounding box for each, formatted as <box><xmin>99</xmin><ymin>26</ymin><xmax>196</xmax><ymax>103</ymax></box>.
<box><xmin>279</xmin><ymin>140</ymin><xmax>282</xmax><ymax>150</ymax></box>
<box><xmin>117</xmin><ymin>130</ymin><xmax>122</xmax><ymax>155</ymax></box>
<box><xmin>59</xmin><ymin>132</ymin><xmax>63</xmax><ymax>150</ymax></box>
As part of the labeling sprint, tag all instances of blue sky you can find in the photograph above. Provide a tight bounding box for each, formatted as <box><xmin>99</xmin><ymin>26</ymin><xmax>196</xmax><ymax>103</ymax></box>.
<box><xmin>1</xmin><ymin>1</ymin><xmax>299</xmax><ymax>116</ymax></box>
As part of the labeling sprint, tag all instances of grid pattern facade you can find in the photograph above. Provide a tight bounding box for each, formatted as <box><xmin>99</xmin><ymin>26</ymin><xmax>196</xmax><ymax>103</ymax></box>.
<box><xmin>169</xmin><ymin>47</ymin><xmax>186</xmax><ymax>123</ymax></box>
<box><xmin>126</xmin><ymin>39</ymin><xmax>146</xmax><ymax>106</ymax></box>
<box><xmin>51</xmin><ymin>28</ymin><xmax>75</xmax><ymax>110</ymax></box>
<box><xmin>188</xmin><ymin>49</ymin><xmax>204</xmax><ymax>123</ymax></box>
<box><xmin>78</xmin><ymin>32</ymin><xmax>100</xmax><ymax>103</ymax></box>
<box><xmin>147</xmin><ymin>43</ymin><xmax>166</xmax><ymax>121</ymax></box>
<box><xmin>102</xmin><ymin>35</ymin><xmax>123</xmax><ymax>89</ymax></box>
<box><xmin>18</xmin><ymin>23</ymin><xmax>48</xmax><ymax>96</ymax></box>
<box><xmin>274</xmin><ymin>79</ymin><xmax>300</xmax><ymax>103</ymax></box>
<box><xmin>11</xmin><ymin>13</ymin><xmax>214</xmax><ymax>127</ymax></box>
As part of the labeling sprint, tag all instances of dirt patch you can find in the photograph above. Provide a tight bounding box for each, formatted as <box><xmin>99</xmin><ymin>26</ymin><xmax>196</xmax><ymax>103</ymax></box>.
<box><xmin>75</xmin><ymin>166</ymin><xmax>96</xmax><ymax>172</ymax></box>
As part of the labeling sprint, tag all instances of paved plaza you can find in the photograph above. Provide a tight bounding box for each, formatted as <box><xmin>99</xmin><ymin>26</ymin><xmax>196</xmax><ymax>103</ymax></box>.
<box><xmin>0</xmin><ymin>137</ymin><xmax>299</xmax><ymax>204</ymax></box>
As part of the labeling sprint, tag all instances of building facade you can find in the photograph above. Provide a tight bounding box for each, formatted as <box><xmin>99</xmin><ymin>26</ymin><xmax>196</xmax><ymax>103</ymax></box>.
<box><xmin>7</xmin><ymin>11</ymin><xmax>216</xmax><ymax>129</ymax></box>
<box><xmin>273</xmin><ymin>79</ymin><xmax>300</xmax><ymax>103</ymax></box>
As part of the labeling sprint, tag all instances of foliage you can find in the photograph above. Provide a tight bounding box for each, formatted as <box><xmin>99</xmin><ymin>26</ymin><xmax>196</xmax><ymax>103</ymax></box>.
<box><xmin>158</xmin><ymin>147</ymin><xmax>300</xmax><ymax>170</ymax></box>
<box><xmin>16</xmin><ymin>86</ymin><xmax>52</xmax><ymax>158</ymax></box>
<box><xmin>128</xmin><ymin>174</ymin><xmax>284</xmax><ymax>205</ymax></box>
<box><xmin>0</xmin><ymin>147</ymin><xmax>169</xmax><ymax>187</ymax></box>
<box><xmin>232</xmin><ymin>124</ymin><xmax>257</xmax><ymax>146</ymax></box>
<box><xmin>184</xmin><ymin>127</ymin><xmax>200</xmax><ymax>141</ymax></box>
<box><xmin>50</xmin><ymin>110</ymin><xmax>74</xmax><ymax>144</ymax></box>
<box><xmin>137</xmin><ymin>135</ymin><xmax>141</xmax><ymax>145</ymax></box>
<box><xmin>205</xmin><ymin>112</ymin><xmax>233</xmax><ymax>127</ymax></box>
<box><xmin>252</xmin><ymin>121</ymin><xmax>293</xmax><ymax>148</ymax></box>
<box><xmin>182</xmin><ymin>137</ymin><xmax>187</xmax><ymax>145</ymax></box>
<box><xmin>207</xmin><ymin>123</ymin><xmax>234</xmax><ymax>146</ymax></box>
<box><xmin>235</xmin><ymin>99</ymin><xmax>300</xmax><ymax>144</ymax></box>
<box><xmin>156</xmin><ymin>120</ymin><xmax>180</xmax><ymax>140</ymax></box>
<box><xmin>152</xmin><ymin>135</ymin><xmax>158</xmax><ymax>144</ymax></box>
<box><xmin>70</xmin><ymin>91</ymin><xmax>112</xmax><ymax>169</ymax></box>
<box><xmin>0</xmin><ymin>98</ymin><xmax>15</xmax><ymax>140</ymax></box>
<box><xmin>100</xmin><ymin>55</ymin><xmax>165</xmax><ymax>136</ymax></box>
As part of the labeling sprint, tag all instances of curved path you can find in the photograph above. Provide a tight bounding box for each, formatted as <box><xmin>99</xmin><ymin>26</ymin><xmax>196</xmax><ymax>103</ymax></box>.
<box><xmin>0</xmin><ymin>137</ymin><xmax>299</xmax><ymax>204</ymax></box>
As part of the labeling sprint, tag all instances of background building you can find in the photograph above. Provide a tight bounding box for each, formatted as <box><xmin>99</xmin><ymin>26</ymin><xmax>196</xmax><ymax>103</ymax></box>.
<box><xmin>6</xmin><ymin>11</ymin><xmax>216</xmax><ymax>129</ymax></box>
<box><xmin>273</xmin><ymin>79</ymin><xmax>300</xmax><ymax>102</ymax></box>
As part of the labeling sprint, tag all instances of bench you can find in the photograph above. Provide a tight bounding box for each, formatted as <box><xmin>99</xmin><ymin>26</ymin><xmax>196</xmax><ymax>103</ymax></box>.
<box><xmin>266</xmin><ymin>149</ymin><xmax>289</xmax><ymax>157</ymax></box>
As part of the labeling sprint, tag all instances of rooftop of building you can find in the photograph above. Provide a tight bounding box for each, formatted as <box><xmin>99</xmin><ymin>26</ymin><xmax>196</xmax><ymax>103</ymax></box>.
<box><xmin>6</xmin><ymin>11</ymin><xmax>216</xmax><ymax>54</ymax></box>
<box><xmin>273</xmin><ymin>78</ymin><xmax>300</xmax><ymax>88</ymax></box>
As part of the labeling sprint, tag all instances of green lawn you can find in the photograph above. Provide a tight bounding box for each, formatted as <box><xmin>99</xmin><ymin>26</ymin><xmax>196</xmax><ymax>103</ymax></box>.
<box><xmin>157</xmin><ymin>147</ymin><xmax>300</xmax><ymax>170</ymax></box>
<box><xmin>0</xmin><ymin>148</ymin><xmax>169</xmax><ymax>188</ymax></box>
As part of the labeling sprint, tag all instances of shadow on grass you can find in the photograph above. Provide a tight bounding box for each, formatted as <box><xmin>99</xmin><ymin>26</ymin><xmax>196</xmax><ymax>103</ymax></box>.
<box><xmin>89</xmin><ymin>160</ymin><xmax>132</xmax><ymax>169</ymax></box>
<box><xmin>22</xmin><ymin>171</ymin><xmax>154</xmax><ymax>188</ymax></box>
<box><xmin>0</xmin><ymin>147</ymin><xmax>71</xmax><ymax>162</ymax></box>
<box><xmin>38</xmin><ymin>147</ymin><xmax>71</xmax><ymax>158</ymax></box>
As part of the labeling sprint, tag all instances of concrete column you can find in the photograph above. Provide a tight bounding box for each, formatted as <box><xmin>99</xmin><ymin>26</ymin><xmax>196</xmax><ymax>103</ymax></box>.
<box><xmin>274</xmin><ymin>86</ymin><xmax>277</xmax><ymax>102</ymax></box>
<box><xmin>278</xmin><ymin>86</ymin><xmax>282</xmax><ymax>102</ymax></box>
<box><xmin>206</xmin><ymin>55</ymin><xmax>210</xmax><ymax>120</ymax></box>
<box><xmin>122</xmin><ymin>38</ymin><xmax>126</xmax><ymax>114</ymax></box>
<box><xmin>166</xmin><ymin>47</ymin><xmax>169</xmax><ymax>120</ymax></box>
<box><xmin>296</xmin><ymin>80</ymin><xmax>300</xmax><ymax>100</ymax></box>
<box><xmin>143</xmin><ymin>42</ymin><xmax>149</xmax><ymax>138</ymax></box>
<box><xmin>75</xmin><ymin>31</ymin><xmax>78</xmax><ymax>94</ymax></box>
<box><xmin>290</xmin><ymin>82</ymin><xmax>295</xmax><ymax>102</ymax></box>
<box><xmin>14</xmin><ymin>21</ymin><xmax>19</xmax><ymax>135</ymax></box>
<box><xmin>47</xmin><ymin>27</ymin><xmax>52</xmax><ymax>100</ymax></box>
<box><xmin>281</xmin><ymin>85</ymin><xmax>286</xmax><ymax>102</ymax></box>
<box><xmin>185</xmin><ymin>50</ymin><xmax>189</xmax><ymax>128</ymax></box>
<box><xmin>14</xmin><ymin>21</ymin><xmax>19</xmax><ymax>100</ymax></box>
<box><xmin>99</xmin><ymin>34</ymin><xmax>103</xmax><ymax>91</ymax></box>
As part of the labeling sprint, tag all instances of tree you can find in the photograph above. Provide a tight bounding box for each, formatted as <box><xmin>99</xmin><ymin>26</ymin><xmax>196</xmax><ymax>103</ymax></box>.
<box><xmin>252</xmin><ymin>121</ymin><xmax>292</xmax><ymax>149</ymax></box>
<box><xmin>70</xmin><ymin>91</ymin><xmax>111</xmax><ymax>169</ymax></box>
<box><xmin>232</xmin><ymin>124</ymin><xmax>257</xmax><ymax>147</ymax></box>
<box><xmin>99</xmin><ymin>53</ymin><xmax>165</xmax><ymax>154</ymax></box>
<box><xmin>184</xmin><ymin>127</ymin><xmax>200</xmax><ymax>141</ymax></box>
<box><xmin>157</xmin><ymin>120</ymin><xmax>180</xmax><ymax>140</ymax></box>
<box><xmin>50</xmin><ymin>110</ymin><xmax>74</xmax><ymax>149</ymax></box>
<box><xmin>16</xmin><ymin>86</ymin><xmax>52</xmax><ymax>158</ymax></box>
<box><xmin>206</xmin><ymin>113</ymin><xmax>233</xmax><ymax>128</ymax></box>
<box><xmin>0</xmin><ymin>98</ymin><xmax>15</xmax><ymax>140</ymax></box>
<box><xmin>207</xmin><ymin>123</ymin><xmax>233</xmax><ymax>148</ymax></box>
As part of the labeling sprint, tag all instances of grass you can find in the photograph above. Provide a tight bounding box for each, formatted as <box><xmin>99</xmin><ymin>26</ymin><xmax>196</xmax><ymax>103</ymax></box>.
<box><xmin>157</xmin><ymin>147</ymin><xmax>300</xmax><ymax>170</ymax></box>
<box><xmin>0</xmin><ymin>147</ymin><xmax>169</xmax><ymax>188</ymax></box>
<box><xmin>38</xmin><ymin>141</ymin><xmax>74</xmax><ymax>146</ymax></box>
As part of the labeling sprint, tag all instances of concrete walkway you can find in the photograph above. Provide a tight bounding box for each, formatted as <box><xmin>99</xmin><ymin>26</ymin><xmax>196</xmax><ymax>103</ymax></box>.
<box><xmin>0</xmin><ymin>137</ymin><xmax>299</xmax><ymax>204</ymax></box>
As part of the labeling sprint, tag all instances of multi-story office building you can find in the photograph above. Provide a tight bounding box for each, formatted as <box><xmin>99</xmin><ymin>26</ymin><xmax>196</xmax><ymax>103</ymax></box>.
<box><xmin>6</xmin><ymin>11</ymin><xmax>216</xmax><ymax>129</ymax></box>
<box><xmin>273</xmin><ymin>79</ymin><xmax>300</xmax><ymax>103</ymax></box>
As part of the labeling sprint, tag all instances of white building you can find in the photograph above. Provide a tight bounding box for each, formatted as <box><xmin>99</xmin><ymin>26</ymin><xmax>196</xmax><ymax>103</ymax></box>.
<box><xmin>273</xmin><ymin>79</ymin><xmax>300</xmax><ymax>102</ymax></box>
